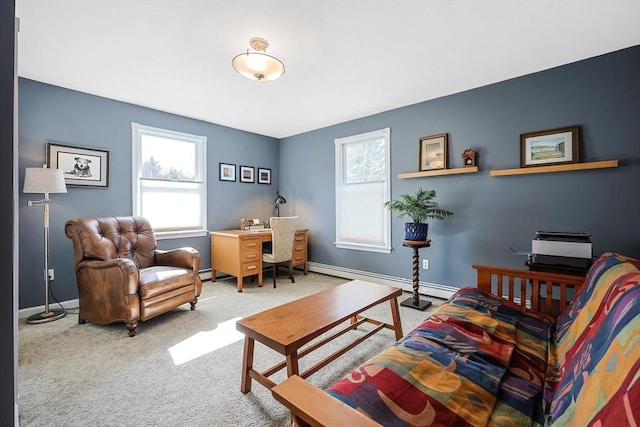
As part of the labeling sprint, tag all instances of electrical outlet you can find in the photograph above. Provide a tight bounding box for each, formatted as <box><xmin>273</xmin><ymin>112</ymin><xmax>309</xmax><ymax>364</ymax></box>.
<box><xmin>48</xmin><ymin>269</ymin><xmax>54</xmax><ymax>281</ymax></box>
<box><xmin>422</xmin><ymin>259</ymin><xmax>429</xmax><ymax>270</ymax></box>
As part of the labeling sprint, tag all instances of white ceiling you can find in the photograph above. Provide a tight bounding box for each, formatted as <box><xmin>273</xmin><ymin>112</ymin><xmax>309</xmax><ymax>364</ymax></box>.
<box><xmin>15</xmin><ymin>1</ymin><xmax>640</xmax><ymax>139</ymax></box>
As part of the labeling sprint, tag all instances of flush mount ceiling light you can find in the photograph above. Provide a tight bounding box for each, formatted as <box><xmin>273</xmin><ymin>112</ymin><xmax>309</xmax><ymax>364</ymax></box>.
<box><xmin>232</xmin><ymin>37</ymin><xmax>285</xmax><ymax>81</ymax></box>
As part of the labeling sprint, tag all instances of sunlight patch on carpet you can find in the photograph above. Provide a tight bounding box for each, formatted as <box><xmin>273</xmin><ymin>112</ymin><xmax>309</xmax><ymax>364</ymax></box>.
<box><xmin>169</xmin><ymin>316</ymin><xmax>243</xmax><ymax>365</ymax></box>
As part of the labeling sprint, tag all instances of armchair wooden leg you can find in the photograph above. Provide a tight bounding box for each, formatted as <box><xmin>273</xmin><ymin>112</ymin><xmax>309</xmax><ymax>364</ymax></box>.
<box><xmin>190</xmin><ymin>297</ymin><xmax>198</xmax><ymax>310</ymax></box>
<box><xmin>78</xmin><ymin>315</ymin><xmax>86</xmax><ymax>324</ymax></box>
<box><xmin>126</xmin><ymin>320</ymin><xmax>138</xmax><ymax>337</ymax></box>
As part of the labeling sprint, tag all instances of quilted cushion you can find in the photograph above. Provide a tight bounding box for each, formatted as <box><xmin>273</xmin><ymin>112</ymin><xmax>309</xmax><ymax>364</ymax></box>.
<box><xmin>326</xmin><ymin>287</ymin><xmax>556</xmax><ymax>426</ymax></box>
<box><xmin>554</xmin><ymin>252</ymin><xmax>640</xmax><ymax>345</ymax></box>
<box><xmin>548</xmin><ymin>253</ymin><xmax>640</xmax><ymax>426</ymax></box>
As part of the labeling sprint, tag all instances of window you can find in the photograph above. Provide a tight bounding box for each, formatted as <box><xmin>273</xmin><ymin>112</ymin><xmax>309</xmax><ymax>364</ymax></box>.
<box><xmin>335</xmin><ymin>127</ymin><xmax>391</xmax><ymax>253</ymax></box>
<box><xmin>132</xmin><ymin>123</ymin><xmax>207</xmax><ymax>238</ymax></box>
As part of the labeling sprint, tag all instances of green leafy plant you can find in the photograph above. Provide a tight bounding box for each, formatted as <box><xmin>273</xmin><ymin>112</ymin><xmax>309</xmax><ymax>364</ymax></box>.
<box><xmin>383</xmin><ymin>187</ymin><xmax>453</xmax><ymax>224</ymax></box>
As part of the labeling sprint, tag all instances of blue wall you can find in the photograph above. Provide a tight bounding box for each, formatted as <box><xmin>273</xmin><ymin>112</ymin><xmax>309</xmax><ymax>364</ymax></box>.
<box><xmin>19</xmin><ymin>45</ymin><xmax>640</xmax><ymax>309</ymax></box>
<box><xmin>18</xmin><ymin>79</ymin><xmax>279</xmax><ymax>308</ymax></box>
<box><xmin>279</xmin><ymin>45</ymin><xmax>640</xmax><ymax>288</ymax></box>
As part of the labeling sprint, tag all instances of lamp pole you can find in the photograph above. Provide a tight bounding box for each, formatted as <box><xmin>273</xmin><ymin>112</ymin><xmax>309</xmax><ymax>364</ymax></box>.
<box><xmin>26</xmin><ymin>195</ymin><xmax>66</xmax><ymax>323</ymax></box>
<box><xmin>23</xmin><ymin>166</ymin><xmax>67</xmax><ymax>324</ymax></box>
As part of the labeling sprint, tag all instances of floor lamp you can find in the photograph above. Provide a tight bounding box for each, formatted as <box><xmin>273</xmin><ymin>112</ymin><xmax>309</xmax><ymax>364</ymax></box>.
<box><xmin>23</xmin><ymin>167</ymin><xmax>67</xmax><ymax>324</ymax></box>
<box><xmin>274</xmin><ymin>191</ymin><xmax>286</xmax><ymax>217</ymax></box>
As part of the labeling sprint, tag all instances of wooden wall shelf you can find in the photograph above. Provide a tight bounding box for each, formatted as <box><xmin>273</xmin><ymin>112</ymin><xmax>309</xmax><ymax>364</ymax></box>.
<box><xmin>398</xmin><ymin>166</ymin><xmax>478</xmax><ymax>179</ymax></box>
<box><xmin>490</xmin><ymin>160</ymin><xmax>618</xmax><ymax>176</ymax></box>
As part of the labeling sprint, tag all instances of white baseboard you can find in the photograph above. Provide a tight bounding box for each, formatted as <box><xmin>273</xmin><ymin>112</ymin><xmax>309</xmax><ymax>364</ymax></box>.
<box><xmin>307</xmin><ymin>262</ymin><xmax>457</xmax><ymax>300</ymax></box>
<box><xmin>19</xmin><ymin>267</ymin><xmax>455</xmax><ymax>318</ymax></box>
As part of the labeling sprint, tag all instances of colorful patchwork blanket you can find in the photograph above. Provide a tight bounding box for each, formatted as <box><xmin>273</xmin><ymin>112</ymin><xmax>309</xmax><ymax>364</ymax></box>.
<box><xmin>326</xmin><ymin>252</ymin><xmax>640</xmax><ymax>426</ymax></box>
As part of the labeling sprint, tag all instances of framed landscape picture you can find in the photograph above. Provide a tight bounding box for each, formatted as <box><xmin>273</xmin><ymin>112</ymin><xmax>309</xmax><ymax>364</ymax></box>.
<box><xmin>419</xmin><ymin>133</ymin><xmax>447</xmax><ymax>171</ymax></box>
<box><xmin>520</xmin><ymin>125</ymin><xmax>579</xmax><ymax>167</ymax></box>
<box><xmin>47</xmin><ymin>142</ymin><xmax>109</xmax><ymax>188</ymax></box>
<box><xmin>219</xmin><ymin>163</ymin><xmax>236</xmax><ymax>181</ymax></box>
<box><xmin>239</xmin><ymin>165</ymin><xmax>255</xmax><ymax>183</ymax></box>
<box><xmin>258</xmin><ymin>167</ymin><xmax>271</xmax><ymax>184</ymax></box>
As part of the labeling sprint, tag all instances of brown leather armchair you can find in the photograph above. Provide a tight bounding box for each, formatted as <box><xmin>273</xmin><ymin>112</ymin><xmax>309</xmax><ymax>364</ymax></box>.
<box><xmin>64</xmin><ymin>216</ymin><xmax>202</xmax><ymax>336</ymax></box>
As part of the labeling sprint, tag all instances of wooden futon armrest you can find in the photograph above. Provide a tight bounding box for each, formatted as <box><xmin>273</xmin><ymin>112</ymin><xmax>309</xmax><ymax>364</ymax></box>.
<box><xmin>271</xmin><ymin>375</ymin><xmax>382</xmax><ymax>427</ymax></box>
<box><xmin>473</xmin><ymin>264</ymin><xmax>585</xmax><ymax>316</ymax></box>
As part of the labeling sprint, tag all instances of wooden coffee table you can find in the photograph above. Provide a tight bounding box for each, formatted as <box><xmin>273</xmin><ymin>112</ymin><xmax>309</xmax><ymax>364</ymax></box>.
<box><xmin>236</xmin><ymin>280</ymin><xmax>404</xmax><ymax>393</ymax></box>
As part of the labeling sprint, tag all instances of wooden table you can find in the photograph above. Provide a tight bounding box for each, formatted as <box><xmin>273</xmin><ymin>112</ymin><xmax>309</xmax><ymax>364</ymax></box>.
<box><xmin>236</xmin><ymin>280</ymin><xmax>404</xmax><ymax>393</ymax></box>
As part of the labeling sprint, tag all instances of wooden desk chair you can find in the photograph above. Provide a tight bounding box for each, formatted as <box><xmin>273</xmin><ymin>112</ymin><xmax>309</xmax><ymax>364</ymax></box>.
<box><xmin>263</xmin><ymin>216</ymin><xmax>298</xmax><ymax>288</ymax></box>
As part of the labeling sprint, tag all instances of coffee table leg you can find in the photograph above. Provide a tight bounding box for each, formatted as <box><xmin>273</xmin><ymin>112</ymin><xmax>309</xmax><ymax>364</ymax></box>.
<box><xmin>286</xmin><ymin>352</ymin><xmax>300</xmax><ymax>377</ymax></box>
<box><xmin>390</xmin><ymin>298</ymin><xmax>403</xmax><ymax>340</ymax></box>
<box><xmin>241</xmin><ymin>336</ymin><xmax>254</xmax><ymax>393</ymax></box>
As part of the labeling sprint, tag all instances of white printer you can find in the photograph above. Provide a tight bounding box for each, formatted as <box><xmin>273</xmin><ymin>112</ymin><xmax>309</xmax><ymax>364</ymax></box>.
<box><xmin>532</xmin><ymin>231</ymin><xmax>593</xmax><ymax>259</ymax></box>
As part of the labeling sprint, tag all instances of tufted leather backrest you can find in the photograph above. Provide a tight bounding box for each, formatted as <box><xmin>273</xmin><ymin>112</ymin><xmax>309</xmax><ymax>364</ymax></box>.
<box><xmin>65</xmin><ymin>216</ymin><xmax>157</xmax><ymax>269</ymax></box>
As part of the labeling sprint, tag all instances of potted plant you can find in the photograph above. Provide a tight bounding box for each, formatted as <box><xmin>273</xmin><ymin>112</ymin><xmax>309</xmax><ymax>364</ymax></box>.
<box><xmin>383</xmin><ymin>187</ymin><xmax>453</xmax><ymax>241</ymax></box>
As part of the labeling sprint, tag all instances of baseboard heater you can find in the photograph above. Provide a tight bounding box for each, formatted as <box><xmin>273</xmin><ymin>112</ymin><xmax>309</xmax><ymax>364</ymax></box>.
<box><xmin>306</xmin><ymin>262</ymin><xmax>457</xmax><ymax>300</ymax></box>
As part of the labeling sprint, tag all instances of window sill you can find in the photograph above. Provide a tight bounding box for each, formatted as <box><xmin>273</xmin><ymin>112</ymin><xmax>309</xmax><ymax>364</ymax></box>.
<box><xmin>155</xmin><ymin>229</ymin><xmax>209</xmax><ymax>240</ymax></box>
<box><xmin>335</xmin><ymin>242</ymin><xmax>392</xmax><ymax>254</ymax></box>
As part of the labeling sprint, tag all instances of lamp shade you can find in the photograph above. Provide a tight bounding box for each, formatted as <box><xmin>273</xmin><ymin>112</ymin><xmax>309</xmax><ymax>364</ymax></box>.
<box><xmin>24</xmin><ymin>167</ymin><xmax>67</xmax><ymax>194</ymax></box>
<box><xmin>274</xmin><ymin>191</ymin><xmax>287</xmax><ymax>205</ymax></box>
<box><xmin>232</xmin><ymin>37</ymin><xmax>285</xmax><ymax>81</ymax></box>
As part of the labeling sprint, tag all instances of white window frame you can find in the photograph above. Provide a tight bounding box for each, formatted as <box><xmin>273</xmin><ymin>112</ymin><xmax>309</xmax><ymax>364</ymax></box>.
<box><xmin>334</xmin><ymin>127</ymin><xmax>391</xmax><ymax>253</ymax></box>
<box><xmin>132</xmin><ymin>122</ymin><xmax>207</xmax><ymax>239</ymax></box>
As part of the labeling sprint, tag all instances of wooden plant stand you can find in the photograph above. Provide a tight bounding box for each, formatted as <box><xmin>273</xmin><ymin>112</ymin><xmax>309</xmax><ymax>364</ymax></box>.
<box><xmin>400</xmin><ymin>240</ymin><xmax>432</xmax><ymax>311</ymax></box>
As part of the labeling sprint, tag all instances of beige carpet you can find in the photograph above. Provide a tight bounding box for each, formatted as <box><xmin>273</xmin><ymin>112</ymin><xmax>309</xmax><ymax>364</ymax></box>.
<box><xmin>18</xmin><ymin>272</ymin><xmax>441</xmax><ymax>426</ymax></box>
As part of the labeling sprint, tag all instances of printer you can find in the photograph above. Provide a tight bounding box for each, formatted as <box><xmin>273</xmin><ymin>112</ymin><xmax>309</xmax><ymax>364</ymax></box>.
<box><xmin>530</xmin><ymin>231</ymin><xmax>593</xmax><ymax>270</ymax></box>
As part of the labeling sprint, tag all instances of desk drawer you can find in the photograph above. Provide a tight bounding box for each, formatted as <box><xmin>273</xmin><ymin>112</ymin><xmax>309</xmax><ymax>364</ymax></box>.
<box><xmin>242</xmin><ymin>262</ymin><xmax>260</xmax><ymax>275</ymax></box>
<box><xmin>242</xmin><ymin>250</ymin><xmax>260</xmax><ymax>263</ymax></box>
<box><xmin>242</xmin><ymin>238</ymin><xmax>261</xmax><ymax>251</ymax></box>
<box><xmin>293</xmin><ymin>245</ymin><xmax>306</xmax><ymax>263</ymax></box>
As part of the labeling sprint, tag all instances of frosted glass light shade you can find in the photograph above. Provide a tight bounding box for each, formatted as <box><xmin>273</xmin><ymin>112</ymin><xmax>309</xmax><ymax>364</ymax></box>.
<box><xmin>23</xmin><ymin>167</ymin><xmax>67</xmax><ymax>194</ymax></box>
<box><xmin>232</xmin><ymin>37</ymin><xmax>285</xmax><ymax>81</ymax></box>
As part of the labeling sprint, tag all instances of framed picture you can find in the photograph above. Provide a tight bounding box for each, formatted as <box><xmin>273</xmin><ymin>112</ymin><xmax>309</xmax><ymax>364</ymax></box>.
<box><xmin>258</xmin><ymin>167</ymin><xmax>271</xmax><ymax>184</ymax></box>
<box><xmin>419</xmin><ymin>133</ymin><xmax>447</xmax><ymax>171</ymax></box>
<box><xmin>239</xmin><ymin>165</ymin><xmax>255</xmax><ymax>183</ymax></box>
<box><xmin>520</xmin><ymin>125</ymin><xmax>579</xmax><ymax>167</ymax></box>
<box><xmin>47</xmin><ymin>142</ymin><xmax>109</xmax><ymax>188</ymax></box>
<box><xmin>219</xmin><ymin>163</ymin><xmax>236</xmax><ymax>182</ymax></box>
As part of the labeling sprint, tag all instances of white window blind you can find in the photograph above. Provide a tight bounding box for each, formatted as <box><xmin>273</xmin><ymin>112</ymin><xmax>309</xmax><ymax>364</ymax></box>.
<box><xmin>335</xmin><ymin>128</ymin><xmax>391</xmax><ymax>253</ymax></box>
<box><xmin>132</xmin><ymin>123</ymin><xmax>207</xmax><ymax>239</ymax></box>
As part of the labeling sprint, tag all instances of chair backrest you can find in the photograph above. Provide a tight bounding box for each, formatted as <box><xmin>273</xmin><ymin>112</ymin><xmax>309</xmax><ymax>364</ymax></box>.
<box><xmin>64</xmin><ymin>216</ymin><xmax>157</xmax><ymax>269</ymax></box>
<box><xmin>268</xmin><ymin>216</ymin><xmax>298</xmax><ymax>263</ymax></box>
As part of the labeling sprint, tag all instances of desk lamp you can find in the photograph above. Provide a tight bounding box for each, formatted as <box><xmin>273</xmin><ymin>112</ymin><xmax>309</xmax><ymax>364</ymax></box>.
<box><xmin>23</xmin><ymin>166</ymin><xmax>67</xmax><ymax>324</ymax></box>
<box><xmin>274</xmin><ymin>191</ymin><xmax>287</xmax><ymax>217</ymax></box>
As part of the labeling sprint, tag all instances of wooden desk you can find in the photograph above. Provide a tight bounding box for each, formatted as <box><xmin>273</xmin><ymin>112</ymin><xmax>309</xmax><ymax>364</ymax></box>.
<box><xmin>210</xmin><ymin>228</ymin><xmax>308</xmax><ymax>292</ymax></box>
<box><xmin>236</xmin><ymin>280</ymin><xmax>403</xmax><ymax>393</ymax></box>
